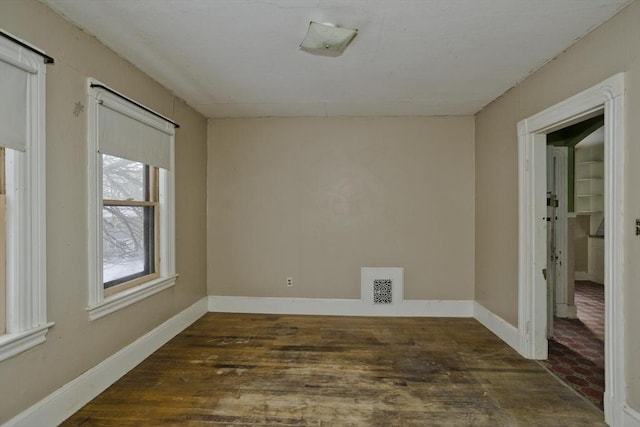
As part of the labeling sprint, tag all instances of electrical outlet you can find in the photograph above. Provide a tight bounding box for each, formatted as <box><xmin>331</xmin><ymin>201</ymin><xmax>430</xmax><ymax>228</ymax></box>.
<box><xmin>286</xmin><ymin>277</ymin><xmax>293</xmax><ymax>287</ymax></box>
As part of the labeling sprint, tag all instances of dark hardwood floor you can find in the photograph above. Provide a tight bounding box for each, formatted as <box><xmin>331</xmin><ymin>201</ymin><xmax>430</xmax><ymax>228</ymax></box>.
<box><xmin>63</xmin><ymin>313</ymin><xmax>605</xmax><ymax>426</ymax></box>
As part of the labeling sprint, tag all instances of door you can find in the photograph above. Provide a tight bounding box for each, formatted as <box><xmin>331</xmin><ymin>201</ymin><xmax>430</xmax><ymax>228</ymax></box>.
<box><xmin>546</xmin><ymin>146</ymin><xmax>568</xmax><ymax>338</ymax></box>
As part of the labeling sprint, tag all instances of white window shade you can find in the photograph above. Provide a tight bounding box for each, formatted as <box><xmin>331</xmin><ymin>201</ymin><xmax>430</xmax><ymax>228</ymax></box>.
<box><xmin>94</xmin><ymin>90</ymin><xmax>174</xmax><ymax>170</ymax></box>
<box><xmin>0</xmin><ymin>58</ymin><xmax>30</xmax><ymax>152</ymax></box>
<box><xmin>87</xmin><ymin>79</ymin><xmax>177</xmax><ymax>320</ymax></box>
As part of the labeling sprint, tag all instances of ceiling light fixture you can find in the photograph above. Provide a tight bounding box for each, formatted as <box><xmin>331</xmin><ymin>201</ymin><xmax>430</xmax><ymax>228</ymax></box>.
<box><xmin>300</xmin><ymin>21</ymin><xmax>358</xmax><ymax>54</ymax></box>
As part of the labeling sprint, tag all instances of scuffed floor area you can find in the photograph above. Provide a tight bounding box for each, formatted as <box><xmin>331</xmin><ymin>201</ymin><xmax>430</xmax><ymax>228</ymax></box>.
<box><xmin>64</xmin><ymin>313</ymin><xmax>605</xmax><ymax>426</ymax></box>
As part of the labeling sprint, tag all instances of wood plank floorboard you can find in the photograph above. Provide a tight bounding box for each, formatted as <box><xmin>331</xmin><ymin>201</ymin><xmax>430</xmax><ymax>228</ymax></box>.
<box><xmin>62</xmin><ymin>313</ymin><xmax>605</xmax><ymax>426</ymax></box>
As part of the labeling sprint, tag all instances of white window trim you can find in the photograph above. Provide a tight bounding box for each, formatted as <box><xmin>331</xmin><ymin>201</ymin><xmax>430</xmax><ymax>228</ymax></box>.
<box><xmin>0</xmin><ymin>33</ymin><xmax>53</xmax><ymax>362</ymax></box>
<box><xmin>87</xmin><ymin>79</ymin><xmax>176</xmax><ymax>321</ymax></box>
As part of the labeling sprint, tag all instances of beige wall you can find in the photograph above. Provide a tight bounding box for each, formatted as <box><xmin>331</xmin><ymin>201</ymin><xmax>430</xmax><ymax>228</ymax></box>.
<box><xmin>475</xmin><ymin>0</ymin><xmax>640</xmax><ymax>410</ymax></box>
<box><xmin>5</xmin><ymin>0</ymin><xmax>638</xmax><ymax>419</ymax></box>
<box><xmin>208</xmin><ymin>117</ymin><xmax>475</xmax><ymax>301</ymax></box>
<box><xmin>0</xmin><ymin>0</ymin><xmax>208</xmax><ymax>422</ymax></box>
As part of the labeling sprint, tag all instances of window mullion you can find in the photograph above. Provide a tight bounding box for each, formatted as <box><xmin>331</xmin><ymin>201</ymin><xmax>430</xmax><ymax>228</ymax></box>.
<box><xmin>103</xmin><ymin>199</ymin><xmax>155</xmax><ymax>207</ymax></box>
<box><xmin>101</xmin><ymin>160</ymin><xmax>159</xmax><ymax>294</ymax></box>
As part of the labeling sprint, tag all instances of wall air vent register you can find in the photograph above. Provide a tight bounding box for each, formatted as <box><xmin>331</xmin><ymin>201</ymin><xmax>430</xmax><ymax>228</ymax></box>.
<box><xmin>361</xmin><ymin>268</ymin><xmax>404</xmax><ymax>306</ymax></box>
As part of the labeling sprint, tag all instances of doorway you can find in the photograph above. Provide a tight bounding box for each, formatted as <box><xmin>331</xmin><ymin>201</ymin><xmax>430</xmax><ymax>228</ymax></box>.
<box><xmin>516</xmin><ymin>73</ymin><xmax>625</xmax><ymax>425</ymax></box>
<box><xmin>542</xmin><ymin>117</ymin><xmax>605</xmax><ymax>408</ymax></box>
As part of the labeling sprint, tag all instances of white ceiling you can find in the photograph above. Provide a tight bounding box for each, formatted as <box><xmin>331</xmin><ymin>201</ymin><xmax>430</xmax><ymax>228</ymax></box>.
<box><xmin>42</xmin><ymin>0</ymin><xmax>631</xmax><ymax>118</ymax></box>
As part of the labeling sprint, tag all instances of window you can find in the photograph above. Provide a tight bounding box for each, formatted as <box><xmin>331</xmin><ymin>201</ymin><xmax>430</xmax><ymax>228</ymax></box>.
<box><xmin>0</xmin><ymin>33</ymin><xmax>51</xmax><ymax>361</ymax></box>
<box><xmin>103</xmin><ymin>155</ymin><xmax>159</xmax><ymax>294</ymax></box>
<box><xmin>87</xmin><ymin>80</ymin><xmax>176</xmax><ymax>320</ymax></box>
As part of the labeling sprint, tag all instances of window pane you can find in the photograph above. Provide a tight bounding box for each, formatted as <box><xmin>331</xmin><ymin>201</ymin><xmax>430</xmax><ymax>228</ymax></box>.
<box><xmin>102</xmin><ymin>154</ymin><xmax>145</xmax><ymax>201</ymax></box>
<box><xmin>103</xmin><ymin>206</ymin><xmax>154</xmax><ymax>286</ymax></box>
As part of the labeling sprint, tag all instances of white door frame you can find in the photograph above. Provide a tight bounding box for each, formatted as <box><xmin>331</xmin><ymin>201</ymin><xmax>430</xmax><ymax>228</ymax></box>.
<box><xmin>517</xmin><ymin>73</ymin><xmax>625</xmax><ymax>424</ymax></box>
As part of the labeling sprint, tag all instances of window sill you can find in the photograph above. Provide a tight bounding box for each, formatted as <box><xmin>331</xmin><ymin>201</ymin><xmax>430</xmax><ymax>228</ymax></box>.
<box><xmin>87</xmin><ymin>274</ymin><xmax>177</xmax><ymax>321</ymax></box>
<box><xmin>0</xmin><ymin>322</ymin><xmax>55</xmax><ymax>362</ymax></box>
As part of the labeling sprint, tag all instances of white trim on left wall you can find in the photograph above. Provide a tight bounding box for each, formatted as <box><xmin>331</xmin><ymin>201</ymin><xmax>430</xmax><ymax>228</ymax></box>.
<box><xmin>4</xmin><ymin>297</ymin><xmax>208</xmax><ymax>427</ymax></box>
<box><xmin>0</xmin><ymin>31</ymin><xmax>52</xmax><ymax>362</ymax></box>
